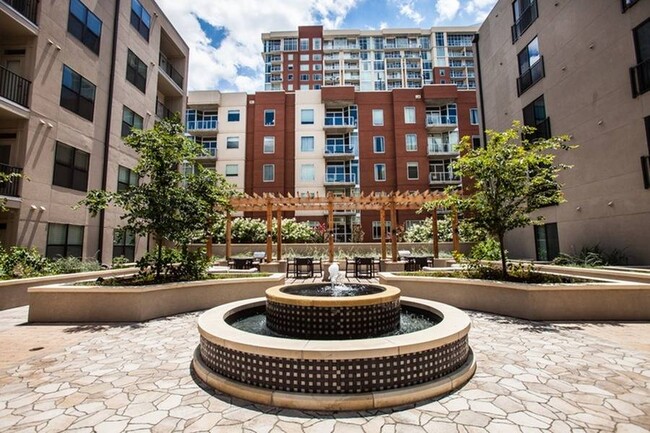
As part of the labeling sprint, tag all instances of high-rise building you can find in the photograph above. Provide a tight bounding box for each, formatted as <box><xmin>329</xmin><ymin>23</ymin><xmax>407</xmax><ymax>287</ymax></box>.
<box><xmin>476</xmin><ymin>0</ymin><xmax>650</xmax><ymax>263</ymax></box>
<box><xmin>0</xmin><ymin>0</ymin><xmax>189</xmax><ymax>263</ymax></box>
<box><xmin>261</xmin><ymin>25</ymin><xmax>479</xmax><ymax>92</ymax></box>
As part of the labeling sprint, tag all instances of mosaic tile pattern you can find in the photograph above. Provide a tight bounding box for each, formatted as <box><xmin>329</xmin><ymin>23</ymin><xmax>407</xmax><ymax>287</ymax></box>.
<box><xmin>0</xmin><ymin>307</ymin><xmax>649</xmax><ymax>432</ymax></box>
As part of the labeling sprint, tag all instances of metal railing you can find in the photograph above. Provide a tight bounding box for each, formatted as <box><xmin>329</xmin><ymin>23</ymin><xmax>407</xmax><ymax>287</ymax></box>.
<box><xmin>429</xmin><ymin>171</ymin><xmax>459</xmax><ymax>183</ymax></box>
<box><xmin>158</xmin><ymin>52</ymin><xmax>184</xmax><ymax>89</ymax></box>
<box><xmin>2</xmin><ymin>0</ymin><xmax>38</xmax><ymax>25</ymax></box>
<box><xmin>511</xmin><ymin>0</ymin><xmax>538</xmax><ymax>43</ymax></box>
<box><xmin>324</xmin><ymin>116</ymin><xmax>356</xmax><ymax>127</ymax></box>
<box><xmin>0</xmin><ymin>163</ymin><xmax>22</xmax><ymax>197</ymax></box>
<box><xmin>155</xmin><ymin>99</ymin><xmax>173</xmax><ymax>119</ymax></box>
<box><xmin>0</xmin><ymin>65</ymin><xmax>31</xmax><ymax>108</ymax></box>
<box><xmin>324</xmin><ymin>172</ymin><xmax>356</xmax><ymax>184</ymax></box>
<box><xmin>630</xmin><ymin>58</ymin><xmax>650</xmax><ymax>98</ymax></box>
<box><xmin>425</xmin><ymin>114</ymin><xmax>457</xmax><ymax>127</ymax></box>
<box><xmin>187</xmin><ymin>119</ymin><xmax>217</xmax><ymax>131</ymax></box>
<box><xmin>427</xmin><ymin>143</ymin><xmax>456</xmax><ymax>154</ymax></box>
<box><xmin>517</xmin><ymin>57</ymin><xmax>545</xmax><ymax>96</ymax></box>
<box><xmin>324</xmin><ymin>144</ymin><xmax>355</xmax><ymax>155</ymax></box>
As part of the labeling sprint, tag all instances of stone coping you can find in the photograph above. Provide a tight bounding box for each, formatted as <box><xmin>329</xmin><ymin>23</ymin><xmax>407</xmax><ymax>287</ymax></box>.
<box><xmin>378</xmin><ymin>272</ymin><xmax>650</xmax><ymax>321</ymax></box>
<box><xmin>266</xmin><ymin>283</ymin><xmax>401</xmax><ymax>307</ymax></box>
<box><xmin>197</xmin><ymin>296</ymin><xmax>471</xmax><ymax>360</ymax></box>
<box><xmin>192</xmin><ymin>346</ymin><xmax>476</xmax><ymax>411</ymax></box>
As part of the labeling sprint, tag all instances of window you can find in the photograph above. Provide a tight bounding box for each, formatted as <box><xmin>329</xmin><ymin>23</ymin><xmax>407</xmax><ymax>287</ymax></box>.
<box><xmin>300</xmin><ymin>84</ymin><xmax>309</xmax><ymax>90</ymax></box>
<box><xmin>631</xmin><ymin>19</ymin><xmax>650</xmax><ymax>97</ymax></box>
<box><xmin>440</xmin><ymin>69</ymin><xmax>445</xmax><ymax>76</ymax></box>
<box><xmin>60</xmin><ymin>65</ymin><xmax>96</xmax><ymax>121</ymax></box>
<box><xmin>407</xmin><ymin>162</ymin><xmax>419</xmax><ymax>180</ymax></box>
<box><xmin>288</xmin><ymin>64</ymin><xmax>294</xmax><ymax>70</ymax></box>
<box><xmin>263</xmin><ymin>164</ymin><xmax>275</xmax><ymax>182</ymax></box>
<box><xmin>372</xmin><ymin>221</ymin><xmax>391</xmax><ymax>240</ymax></box>
<box><xmin>470</xmin><ymin>108</ymin><xmax>479</xmax><ymax>125</ymax></box>
<box><xmin>227</xmin><ymin>110</ymin><xmax>240</xmax><ymax>122</ymax></box>
<box><xmin>312</xmin><ymin>74</ymin><xmax>322</xmax><ymax>81</ymax></box>
<box><xmin>511</xmin><ymin>0</ymin><xmax>538</xmax><ymax>43</ymax></box>
<box><xmin>300</xmin><ymin>74</ymin><xmax>309</xmax><ymax>81</ymax></box>
<box><xmin>288</xmin><ymin>84</ymin><xmax>294</xmax><ymax>91</ymax></box>
<box><xmin>313</xmin><ymin>38</ymin><xmax>322</xmax><ymax>50</ymax></box>
<box><xmin>373</xmin><ymin>136</ymin><xmax>385</xmax><ymax>153</ymax></box>
<box><xmin>301</xmin><ymin>109</ymin><xmax>314</xmax><ymax>125</ymax></box>
<box><xmin>374</xmin><ymin>163</ymin><xmax>386</xmax><ymax>181</ymax></box>
<box><xmin>517</xmin><ymin>37</ymin><xmax>544</xmax><ymax>95</ymax></box>
<box><xmin>404</xmin><ymin>107</ymin><xmax>416</xmax><ymax>124</ymax></box>
<box><xmin>405</xmin><ymin>134</ymin><xmax>418</xmax><ymax>151</ymax></box>
<box><xmin>264</xmin><ymin>109</ymin><xmax>275</xmax><ymax>126</ymax></box>
<box><xmin>263</xmin><ymin>136</ymin><xmax>275</xmax><ymax>153</ymax></box>
<box><xmin>622</xmin><ymin>0</ymin><xmax>641</xmax><ymax>11</ymax></box>
<box><xmin>117</xmin><ymin>165</ymin><xmax>138</xmax><ymax>192</ymax></box>
<box><xmin>313</xmin><ymin>64</ymin><xmax>322</xmax><ymax>71</ymax></box>
<box><xmin>46</xmin><ymin>224</ymin><xmax>84</xmax><ymax>259</ymax></box>
<box><xmin>226</xmin><ymin>137</ymin><xmax>239</xmax><ymax>149</ymax></box>
<box><xmin>287</xmin><ymin>74</ymin><xmax>294</xmax><ymax>80</ymax></box>
<box><xmin>472</xmin><ymin>136</ymin><xmax>481</xmax><ymax>150</ymax></box>
<box><xmin>130</xmin><ymin>0</ymin><xmax>151</xmax><ymax>41</ymax></box>
<box><xmin>301</xmin><ymin>136</ymin><xmax>314</xmax><ymax>152</ymax></box>
<box><xmin>313</xmin><ymin>54</ymin><xmax>322</xmax><ymax>61</ymax></box>
<box><xmin>68</xmin><ymin>0</ymin><xmax>102</xmax><ymax>54</ymax></box>
<box><xmin>523</xmin><ymin>95</ymin><xmax>551</xmax><ymax>140</ymax></box>
<box><xmin>113</xmin><ymin>228</ymin><xmax>135</xmax><ymax>261</ymax></box>
<box><xmin>300</xmin><ymin>63</ymin><xmax>309</xmax><ymax>71</ymax></box>
<box><xmin>300</xmin><ymin>38</ymin><xmax>309</xmax><ymax>51</ymax></box>
<box><xmin>126</xmin><ymin>50</ymin><xmax>147</xmax><ymax>93</ymax></box>
<box><xmin>225</xmin><ymin>164</ymin><xmax>238</xmax><ymax>177</ymax></box>
<box><xmin>300</xmin><ymin>54</ymin><xmax>310</xmax><ymax>62</ymax></box>
<box><xmin>121</xmin><ymin>106</ymin><xmax>143</xmax><ymax>137</ymax></box>
<box><xmin>534</xmin><ymin>222</ymin><xmax>559</xmax><ymax>261</ymax></box>
<box><xmin>300</xmin><ymin>164</ymin><xmax>315</xmax><ymax>181</ymax></box>
<box><xmin>284</xmin><ymin>38</ymin><xmax>297</xmax><ymax>51</ymax></box>
<box><xmin>287</xmin><ymin>54</ymin><xmax>294</xmax><ymax>61</ymax></box>
<box><xmin>372</xmin><ymin>109</ymin><xmax>384</xmax><ymax>126</ymax></box>
<box><xmin>53</xmin><ymin>141</ymin><xmax>89</xmax><ymax>191</ymax></box>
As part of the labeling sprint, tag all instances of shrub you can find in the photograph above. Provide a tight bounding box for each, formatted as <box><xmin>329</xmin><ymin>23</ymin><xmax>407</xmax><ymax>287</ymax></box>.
<box><xmin>135</xmin><ymin>247</ymin><xmax>209</xmax><ymax>281</ymax></box>
<box><xmin>552</xmin><ymin>245</ymin><xmax>628</xmax><ymax>267</ymax></box>
<box><xmin>111</xmin><ymin>256</ymin><xmax>130</xmax><ymax>269</ymax></box>
<box><xmin>49</xmin><ymin>256</ymin><xmax>102</xmax><ymax>274</ymax></box>
<box><xmin>469</xmin><ymin>238</ymin><xmax>503</xmax><ymax>261</ymax></box>
<box><xmin>403</xmin><ymin>217</ymin><xmax>485</xmax><ymax>243</ymax></box>
<box><xmin>0</xmin><ymin>247</ymin><xmax>50</xmax><ymax>278</ymax></box>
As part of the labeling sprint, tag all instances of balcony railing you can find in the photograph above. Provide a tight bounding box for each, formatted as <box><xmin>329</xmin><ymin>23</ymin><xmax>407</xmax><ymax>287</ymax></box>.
<box><xmin>199</xmin><ymin>145</ymin><xmax>217</xmax><ymax>159</ymax></box>
<box><xmin>0</xmin><ymin>65</ymin><xmax>31</xmax><ymax>108</ymax></box>
<box><xmin>324</xmin><ymin>144</ymin><xmax>355</xmax><ymax>155</ymax></box>
<box><xmin>427</xmin><ymin>143</ymin><xmax>457</xmax><ymax>154</ymax></box>
<box><xmin>511</xmin><ymin>0</ymin><xmax>538</xmax><ymax>43</ymax></box>
<box><xmin>525</xmin><ymin>117</ymin><xmax>551</xmax><ymax>141</ymax></box>
<box><xmin>426</xmin><ymin>114</ymin><xmax>457</xmax><ymax>127</ymax></box>
<box><xmin>159</xmin><ymin>52</ymin><xmax>184</xmax><ymax>89</ymax></box>
<box><xmin>2</xmin><ymin>0</ymin><xmax>38</xmax><ymax>25</ymax></box>
<box><xmin>324</xmin><ymin>173</ymin><xmax>356</xmax><ymax>184</ymax></box>
<box><xmin>187</xmin><ymin>119</ymin><xmax>218</xmax><ymax>131</ymax></box>
<box><xmin>517</xmin><ymin>57</ymin><xmax>545</xmax><ymax>96</ymax></box>
<box><xmin>0</xmin><ymin>163</ymin><xmax>22</xmax><ymax>197</ymax></box>
<box><xmin>630</xmin><ymin>58</ymin><xmax>650</xmax><ymax>98</ymax></box>
<box><xmin>324</xmin><ymin>116</ymin><xmax>356</xmax><ymax>128</ymax></box>
<box><xmin>429</xmin><ymin>171</ymin><xmax>459</xmax><ymax>183</ymax></box>
<box><xmin>642</xmin><ymin>155</ymin><xmax>650</xmax><ymax>189</ymax></box>
<box><xmin>156</xmin><ymin>99</ymin><xmax>173</xmax><ymax>119</ymax></box>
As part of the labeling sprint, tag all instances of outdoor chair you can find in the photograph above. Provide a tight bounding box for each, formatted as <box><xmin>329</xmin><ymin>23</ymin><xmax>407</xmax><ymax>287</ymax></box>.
<box><xmin>345</xmin><ymin>258</ymin><xmax>356</xmax><ymax>277</ymax></box>
<box><xmin>354</xmin><ymin>257</ymin><xmax>376</xmax><ymax>278</ymax></box>
<box><xmin>293</xmin><ymin>257</ymin><xmax>314</xmax><ymax>278</ymax></box>
<box><xmin>231</xmin><ymin>257</ymin><xmax>254</xmax><ymax>270</ymax></box>
<box><xmin>253</xmin><ymin>251</ymin><xmax>266</xmax><ymax>264</ymax></box>
<box><xmin>405</xmin><ymin>256</ymin><xmax>430</xmax><ymax>272</ymax></box>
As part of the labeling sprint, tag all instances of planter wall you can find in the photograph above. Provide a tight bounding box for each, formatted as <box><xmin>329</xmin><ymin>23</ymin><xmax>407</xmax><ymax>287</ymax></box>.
<box><xmin>28</xmin><ymin>273</ymin><xmax>286</xmax><ymax>323</ymax></box>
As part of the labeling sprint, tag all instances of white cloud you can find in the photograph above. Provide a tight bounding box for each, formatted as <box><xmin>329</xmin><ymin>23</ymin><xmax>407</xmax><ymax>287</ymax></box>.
<box><xmin>379</xmin><ymin>21</ymin><xmax>389</xmax><ymax>30</ymax></box>
<box><xmin>464</xmin><ymin>0</ymin><xmax>497</xmax><ymax>22</ymax></box>
<box><xmin>435</xmin><ymin>0</ymin><xmax>461</xmax><ymax>22</ymax></box>
<box><xmin>157</xmin><ymin>0</ymin><xmax>360</xmax><ymax>93</ymax></box>
<box><xmin>397</xmin><ymin>1</ymin><xmax>424</xmax><ymax>25</ymax></box>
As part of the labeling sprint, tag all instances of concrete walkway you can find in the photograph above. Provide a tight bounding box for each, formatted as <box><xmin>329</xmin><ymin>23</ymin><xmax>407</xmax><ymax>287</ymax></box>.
<box><xmin>0</xmin><ymin>303</ymin><xmax>649</xmax><ymax>432</ymax></box>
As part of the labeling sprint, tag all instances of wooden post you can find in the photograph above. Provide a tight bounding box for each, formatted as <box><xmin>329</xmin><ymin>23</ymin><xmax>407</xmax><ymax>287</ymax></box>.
<box><xmin>327</xmin><ymin>193</ymin><xmax>334</xmax><ymax>263</ymax></box>
<box><xmin>266</xmin><ymin>199</ymin><xmax>273</xmax><ymax>263</ymax></box>
<box><xmin>380</xmin><ymin>207</ymin><xmax>387</xmax><ymax>261</ymax></box>
<box><xmin>225</xmin><ymin>212</ymin><xmax>232</xmax><ymax>260</ymax></box>
<box><xmin>431</xmin><ymin>209</ymin><xmax>439</xmax><ymax>259</ymax></box>
<box><xmin>276</xmin><ymin>208</ymin><xmax>282</xmax><ymax>261</ymax></box>
<box><xmin>452</xmin><ymin>206</ymin><xmax>460</xmax><ymax>254</ymax></box>
<box><xmin>206</xmin><ymin>235</ymin><xmax>213</xmax><ymax>261</ymax></box>
<box><xmin>390</xmin><ymin>198</ymin><xmax>398</xmax><ymax>262</ymax></box>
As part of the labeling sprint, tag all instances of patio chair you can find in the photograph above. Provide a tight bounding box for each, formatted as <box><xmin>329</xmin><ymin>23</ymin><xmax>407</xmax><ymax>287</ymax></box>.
<box><xmin>294</xmin><ymin>257</ymin><xmax>314</xmax><ymax>278</ymax></box>
<box><xmin>405</xmin><ymin>256</ymin><xmax>430</xmax><ymax>272</ymax></box>
<box><xmin>253</xmin><ymin>251</ymin><xmax>266</xmax><ymax>264</ymax></box>
<box><xmin>345</xmin><ymin>257</ymin><xmax>356</xmax><ymax>278</ymax></box>
<box><xmin>231</xmin><ymin>257</ymin><xmax>254</xmax><ymax>270</ymax></box>
<box><xmin>355</xmin><ymin>257</ymin><xmax>375</xmax><ymax>278</ymax></box>
<box><xmin>312</xmin><ymin>258</ymin><xmax>323</xmax><ymax>277</ymax></box>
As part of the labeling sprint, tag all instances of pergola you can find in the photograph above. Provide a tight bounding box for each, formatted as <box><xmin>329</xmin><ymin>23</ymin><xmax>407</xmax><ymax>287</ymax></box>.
<box><xmin>214</xmin><ymin>191</ymin><xmax>460</xmax><ymax>263</ymax></box>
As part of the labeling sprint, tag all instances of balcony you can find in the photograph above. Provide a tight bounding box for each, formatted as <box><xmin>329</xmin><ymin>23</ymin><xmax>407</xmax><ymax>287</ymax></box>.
<box><xmin>425</xmin><ymin>113</ymin><xmax>458</xmax><ymax>132</ymax></box>
<box><xmin>0</xmin><ymin>163</ymin><xmax>22</xmax><ymax>197</ymax></box>
<box><xmin>630</xmin><ymin>58</ymin><xmax>650</xmax><ymax>98</ymax></box>
<box><xmin>427</xmin><ymin>143</ymin><xmax>459</xmax><ymax>158</ymax></box>
<box><xmin>324</xmin><ymin>144</ymin><xmax>355</xmax><ymax>160</ymax></box>
<box><xmin>196</xmin><ymin>145</ymin><xmax>217</xmax><ymax>161</ymax></box>
<box><xmin>159</xmin><ymin>52</ymin><xmax>184</xmax><ymax>89</ymax></box>
<box><xmin>323</xmin><ymin>115</ymin><xmax>356</xmax><ymax>133</ymax></box>
<box><xmin>0</xmin><ymin>65</ymin><xmax>31</xmax><ymax>115</ymax></box>
<box><xmin>517</xmin><ymin>57</ymin><xmax>544</xmax><ymax>96</ymax></box>
<box><xmin>511</xmin><ymin>0</ymin><xmax>538</xmax><ymax>43</ymax></box>
<box><xmin>1</xmin><ymin>0</ymin><xmax>38</xmax><ymax>27</ymax></box>
<box><xmin>186</xmin><ymin>119</ymin><xmax>218</xmax><ymax>135</ymax></box>
<box><xmin>324</xmin><ymin>172</ymin><xmax>356</xmax><ymax>186</ymax></box>
<box><xmin>429</xmin><ymin>171</ymin><xmax>460</xmax><ymax>185</ymax></box>
<box><xmin>525</xmin><ymin>117</ymin><xmax>551</xmax><ymax>141</ymax></box>
<box><xmin>156</xmin><ymin>99</ymin><xmax>173</xmax><ymax>119</ymax></box>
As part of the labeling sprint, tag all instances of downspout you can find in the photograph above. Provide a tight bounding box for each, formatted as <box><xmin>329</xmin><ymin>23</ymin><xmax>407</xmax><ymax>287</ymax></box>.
<box><xmin>98</xmin><ymin>0</ymin><xmax>121</xmax><ymax>263</ymax></box>
<box><xmin>472</xmin><ymin>33</ymin><xmax>487</xmax><ymax>147</ymax></box>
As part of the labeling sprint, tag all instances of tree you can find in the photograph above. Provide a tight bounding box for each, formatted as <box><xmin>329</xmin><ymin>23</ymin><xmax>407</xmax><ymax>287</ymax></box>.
<box><xmin>426</xmin><ymin>121</ymin><xmax>573</xmax><ymax>279</ymax></box>
<box><xmin>78</xmin><ymin>116</ymin><xmax>237</xmax><ymax>279</ymax></box>
<box><xmin>0</xmin><ymin>171</ymin><xmax>22</xmax><ymax>213</ymax></box>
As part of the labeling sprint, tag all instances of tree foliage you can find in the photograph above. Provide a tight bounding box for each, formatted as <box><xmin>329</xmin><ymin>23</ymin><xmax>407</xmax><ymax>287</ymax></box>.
<box><xmin>425</xmin><ymin>122</ymin><xmax>574</xmax><ymax>278</ymax></box>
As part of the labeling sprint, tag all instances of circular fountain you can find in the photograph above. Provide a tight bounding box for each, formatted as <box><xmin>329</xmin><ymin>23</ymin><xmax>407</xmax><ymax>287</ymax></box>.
<box><xmin>193</xmin><ymin>281</ymin><xmax>475</xmax><ymax>411</ymax></box>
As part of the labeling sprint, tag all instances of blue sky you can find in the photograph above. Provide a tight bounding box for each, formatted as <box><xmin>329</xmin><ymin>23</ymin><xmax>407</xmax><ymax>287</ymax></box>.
<box><xmin>157</xmin><ymin>0</ymin><xmax>497</xmax><ymax>93</ymax></box>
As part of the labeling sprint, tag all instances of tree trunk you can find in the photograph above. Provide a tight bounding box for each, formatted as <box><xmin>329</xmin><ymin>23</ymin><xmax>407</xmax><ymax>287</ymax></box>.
<box><xmin>498</xmin><ymin>233</ymin><xmax>508</xmax><ymax>280</ymax></box>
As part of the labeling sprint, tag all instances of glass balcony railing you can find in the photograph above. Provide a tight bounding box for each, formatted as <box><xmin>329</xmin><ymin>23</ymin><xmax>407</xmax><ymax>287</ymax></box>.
<box><xmin>324</xmin><ymin>144</ymin><xmax>355</xmax><ymax>155</ymax></box>
<box><xmin>186</xmin><ymin>119</ymin><xmax>218</xmax><ymax>131</ymax></box>
<box><xmin>156</xmin><ymin>99</ymin><xmax>173</xmax><ymax>119</ymax></box>
<box><xmin>159</xmin><ymin>52</ymin><xmax>184</xmax><ymax>89</ymax></box>
<box><xmin>324</xmin><ymin>116</ymin><xmax>356</xmax><ymax>127</ymax></box>
<box><xmin>324</xmin><ymin>173</ymin><xmax>356</xmax><ymax>184</ymax></box>
<box><xmin>517</xmin><ymin>57</ymin><xmax>545</xmax><ymax>96</ymax></box>
<box><xmin>2</xmin><ymin>0</ymin><xmax>38</xmax><ymax>25</ymax></box>
<box><xmin>425</xmin><ymin>114</ymin><xmax>457</xmax><ymax>127</ymax></box>
<box><xmin>0</xmin><ymin>65</ymin><xmax>31</xmax><ymax>108</ymax></box>
<box><xmin>199</xmin><ymin>145</ymin><xmax>217</xmax><ymax>158</ymax></box>
<box><xmin>0</xmin><ymin>163</ymin><xmax>22</xmax><ymax>197</ymax></box>
<box><xmin>427</xmin><ymin>143</ymin><xmax>456</xmax><ymax>154</ymax></box>
<box><xmin>429</xmin><ymin>171</ymin><xmax>459</xmax><ymax>183</ymax></box>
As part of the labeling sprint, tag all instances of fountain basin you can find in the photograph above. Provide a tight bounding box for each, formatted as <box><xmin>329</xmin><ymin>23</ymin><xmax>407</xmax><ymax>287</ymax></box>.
<box><xmin>194</xmin><ymin>294</ymin><xmax>474</xmax><ymax>410</ymax></box>
<box><xmin>266</xmin><ymin>283</ymin><xmax>401</xmax><ymax>339</ymax></box>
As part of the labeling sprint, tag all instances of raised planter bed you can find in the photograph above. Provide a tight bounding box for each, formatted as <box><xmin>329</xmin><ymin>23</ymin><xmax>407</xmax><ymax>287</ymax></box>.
<box><xmin>378</xmin><ymin>272</ymin><xmax>650</xmax><ymax>321</ymax></box>
<box><xmin>28</xmin><ymin>273</ymin><xmax>286</xmax><ymax>323</ymax></box>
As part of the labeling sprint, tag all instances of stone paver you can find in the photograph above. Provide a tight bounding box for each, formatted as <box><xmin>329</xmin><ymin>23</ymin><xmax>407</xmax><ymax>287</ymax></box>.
<box><xmin>0</xmin><ymin>307</ymin><xmax>649</xmax><ymax>432</ymax></box>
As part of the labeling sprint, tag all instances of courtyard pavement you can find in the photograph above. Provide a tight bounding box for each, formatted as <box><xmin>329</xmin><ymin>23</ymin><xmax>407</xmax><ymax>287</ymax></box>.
<box><xmin>0</xmin><ymin>296</ymin><xmax>649</xmax><ymax>432</ymax></box>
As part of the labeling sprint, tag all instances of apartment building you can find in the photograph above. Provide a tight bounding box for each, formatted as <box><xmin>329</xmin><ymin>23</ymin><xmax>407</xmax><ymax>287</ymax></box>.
<box><xmin>261</xmin><ymin>25</ymin><xmax>479</xmax><ymax>92</ymax></box>
<box><xmin>476</xmin><ymin>0</ymin><xmax>650</xmax><ymax>263</ymax></box>
<box><xmin>0</xmin><ymin>0</ymin><xmax>189</xmax><ymax>263</ymax></box>
<box><xmin>187</xmin><ymin>85</ymin><xmax>479</xmax><ymax>242</ymax></box>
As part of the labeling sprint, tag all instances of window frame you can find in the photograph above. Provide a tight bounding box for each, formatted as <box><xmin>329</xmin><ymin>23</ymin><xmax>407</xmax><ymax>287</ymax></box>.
<box><xmin>130</xmin><ymin>0</ymin><xmax>151</xmax><ymax>41</ymax></box>
<box><xmin>117</xmin><ymin>165</ymin><xmax>139</xmax><ymax>192</ymax></box>
<box><xmin>300</xmin><ymin>109</ymin><xmax>315</xmax><ymax>125</ymax></box>
<box><xmin>262</xmin><ymin>164</ymin><xmax>275</xmax><ymax>182</ymax></box>
<box><xmin>227</xmin><ymin>110</ymin><xmax>240</xmax><ymax>122</ymax></box>
<box><xmin>263</xmin><ymin>136</ymin><xmax>275</xmax><ymax>154</ymax></box>
<box><xmin>300</xmin><ymin>164</ymin><xmax>315</xmax><ymax>181</ymax></box>
<box><xmin>264</xmin><ymin>109</ymin><xmax>276</xmax><ymax>126</ymax></box>
<box><xmin>372</xmin><ymin>221</ymin><xmax>391</xmax><ymax>240</ymax></box>
<box><xmin>225</xmin><ymin>164</ymin><xmax>238</xmax><ymax>177</ymax></box>
<box><xmin>300</xmin><ymin>136</ymin><xmax>315</xmax><ymax>152</ymax></box>
<box><xmin>373</xmin><ymin>136</ymin><xmax>385</xmax><ymax>153</ymax></box>
<box><xmin>374</xmin><ymin>163</ymin><xmax>387</xmax><ymax>181</ymax></box>
<box><xmin>372</xmin><ymin>109</ymin><xmax>384</xmax><ymax>126</ymax></box>
<box><xmin>126</xmin><ymin>49</ymin><xmax>147</xmax><ymax>93</ymax></box>
<box><xmin>406</xmin><ymin>162</ymin><xmax>419</xmax><ymax>180</ymax></box>
<box><xmin>53</xmin><ymin>141</ymin><xmax>90</xmax><ymax>192</ymax></box>
<box><xmin>113</xmin><ymin>228</ymin><xmax>136</xmax><ymax>261</ymax></box>
<box><xmin>404</xmin><ymin>106</ymin><xmax>416</xmax><ymax>124</ymax></box>
<box><xmin>405</xmin><ymin>134</ymin><xmax>418</xmax><ymax>152</ymax></box>
<box><xmin>46</xmin><ymin>223</ymin><xmax>84</xmax><ymax>259</ymax></box>
<box><xmin>121</xmin><ymin>106</ymin><xmax>143</xmax><ymax>137</ymax></box>
<box><xmin>60</xmin><ymin>65</ymin><xmax>96</xmax><ymax>122</ymax></box>
<box><xmin>67</xmin><ymin>0</ymin><xmax>102</xmax><ymax>55</ymax></box>
<box><xmin>470</xmin><ymin>108</ymin><xmax>479</xmax><ymax>125</ymax></box>
<box><xmin>226</xmin><ymin>137</ymin><xmax>239</xmax><ymax>149</ymax></box>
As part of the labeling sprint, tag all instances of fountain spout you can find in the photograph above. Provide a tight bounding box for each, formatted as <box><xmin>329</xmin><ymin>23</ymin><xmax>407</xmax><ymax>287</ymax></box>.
<box><xmin>328</xmin><ymin>262</ymin><xmax>340</xmax><ymax>289</ymax></box>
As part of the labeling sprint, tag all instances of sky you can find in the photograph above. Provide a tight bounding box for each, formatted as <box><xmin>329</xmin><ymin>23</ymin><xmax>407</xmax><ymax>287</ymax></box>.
<box><xmin>156</xmin><ymin>0</ymin><xmax>497</xmax><ymax>93</ymax></box>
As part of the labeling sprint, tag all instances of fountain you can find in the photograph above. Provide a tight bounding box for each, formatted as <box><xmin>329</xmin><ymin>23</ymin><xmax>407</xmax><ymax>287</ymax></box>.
<box><xmin>193</xmin><ymin>280</ymin><xmax>475</xmax><ymax>410</ymax></box>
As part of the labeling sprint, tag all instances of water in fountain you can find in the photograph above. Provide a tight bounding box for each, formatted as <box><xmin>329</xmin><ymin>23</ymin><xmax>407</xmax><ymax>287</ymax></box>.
<box><xmin>327</xmin><ymin>262</ymin><xmax>349</xmax><ymax>296</ymax></box>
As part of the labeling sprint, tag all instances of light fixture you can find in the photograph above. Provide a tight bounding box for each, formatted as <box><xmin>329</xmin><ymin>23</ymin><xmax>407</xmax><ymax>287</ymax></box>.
<box><xmin>607</xmin><ymin>201</ymin><xmax>614</xmax><ymax>207</ymax></box>
<box><xmin>39</xmin><ymin>119</ymin><xmax>46</xmax><ymax>125</ymax></box>
<box><xmin>39</xmin><ymin>206</ymin><xmax>46</xmax><ymax>211</ymax></box>
<box><xmin>47</xmin><ymin>123</ymin><xmax>53</xmax><ymax>128</ymax></box>
<box><xmin>47</xmin><ymin>39</ymin><xmax>54</xmax><ymax>45</ymax></box>
<box><xmin>598</xmin><ymin>120</ymin><xmax>603</xmax><ymax>125</ymax></box>
<box><xmin>576</xmin><ymin>206</ymin><xmax>581</xmax><ymax>211</ymax></box>
<box><xmin>30</xmin><ymin>204</ymin><xmax>38</xmax><ymax>210</ymax></box>
<box><xmin>55</xmin><ymin>45</ymin><xmax>62</xmax><ymax>51</ymax></box>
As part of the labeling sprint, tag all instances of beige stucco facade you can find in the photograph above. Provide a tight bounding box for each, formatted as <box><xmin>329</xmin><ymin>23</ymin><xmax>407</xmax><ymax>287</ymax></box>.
<box><xmin>0</xmin><ymin>0</ymin><xmax>188</xmax><ymax>264</ymax></box>
<box><xmin>477</xmin><ymin>0</ymin><xmax>650</xmax><ymax>264</ymax></box>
